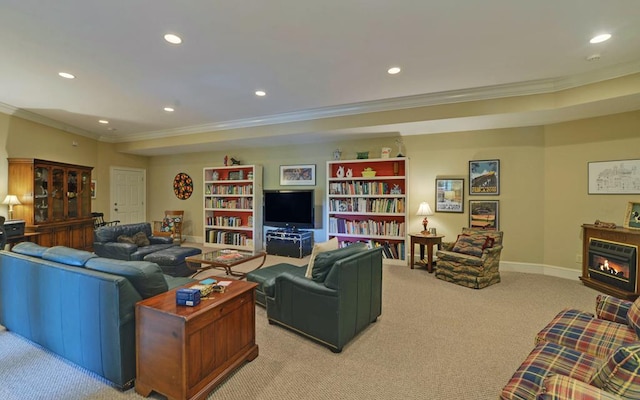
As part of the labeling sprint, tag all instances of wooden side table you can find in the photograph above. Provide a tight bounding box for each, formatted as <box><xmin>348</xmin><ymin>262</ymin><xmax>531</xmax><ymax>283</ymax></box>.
<box><xmin>135</xmin><ymin>280</ymin><xmax>258</xmax><ymax>400</ymax></box>
<box><xmin>409</xmin><ymin>233</ymin><xmax>445</xmax><ymax>273</ymax></box>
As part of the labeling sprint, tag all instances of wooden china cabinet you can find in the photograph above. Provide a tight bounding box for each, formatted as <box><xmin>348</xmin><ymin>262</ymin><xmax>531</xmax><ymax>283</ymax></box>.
<box><xmin>8</xmin><ymin>158</ymin><xmax>94</xmax><ymax>251</ymax></box>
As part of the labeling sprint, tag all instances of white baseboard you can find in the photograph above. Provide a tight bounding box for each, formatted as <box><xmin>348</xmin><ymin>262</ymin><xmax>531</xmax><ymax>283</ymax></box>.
<box><xmin>500</xmin><ymin>261</ymin><xmax>582</xmax><ymax>281</ymax></box>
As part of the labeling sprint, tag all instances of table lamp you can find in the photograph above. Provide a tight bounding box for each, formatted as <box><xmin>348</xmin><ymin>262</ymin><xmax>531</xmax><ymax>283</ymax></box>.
<box><xmin>3</xmin><ymin>195</ymin><xmax>21</xmax><ymax>220</ymax></box>
<box><xmin>416</xmin><ymin>202</ymin><xmax>434</xmax><ymax>234</ymax></box>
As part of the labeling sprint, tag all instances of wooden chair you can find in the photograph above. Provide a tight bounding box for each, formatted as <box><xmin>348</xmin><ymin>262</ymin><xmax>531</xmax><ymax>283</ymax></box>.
<box><xmin>153</xmin><ymin>210</ymin><xmax>185</xmax><ymax>243</ymax></box>
<box><xmin>91</xmin><ymin>212</ymin><xmax>120</xmax><ymax>229</ymax></box>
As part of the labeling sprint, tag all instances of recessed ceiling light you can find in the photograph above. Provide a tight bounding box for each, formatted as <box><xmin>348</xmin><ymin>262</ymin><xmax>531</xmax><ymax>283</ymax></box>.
<box><xmin>164</xmin><ymin>107</ymin><xmax>175</xmax><ymax>112</ymax></box>
<box><xmin>58</xmin><ymin>72</ymin><xmax>75</xmax><ymax>79</ymax></box>
<box><xmin>164</xmin><ymin>33</ymin><xmax>182</xmax><ymax>44</ymax></box>
<box><xmin>387</xmin><ymin>67</ymin><xmax>401</xmax><ymax>75</ymax></box>
<box><xmin>98</xmin><ymin>119</ymin><xmax>109</xmax><ymax>124</ymax></box>
<box><xmin>255</xmin><ymin>90</ymin><xmax>266</xmax><ymax>97</ymax></box>
<box><xmin>590</xmin><ymin>33</ymin><xmax>611</xmax><ymax>44</ymax></box>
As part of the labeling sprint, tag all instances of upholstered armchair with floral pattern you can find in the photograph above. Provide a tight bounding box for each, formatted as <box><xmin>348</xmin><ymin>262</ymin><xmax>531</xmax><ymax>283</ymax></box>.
<box><xmin>435</xmin><ymin>227</ymin><xmax>504</xmax><ymax>289</ymax></box>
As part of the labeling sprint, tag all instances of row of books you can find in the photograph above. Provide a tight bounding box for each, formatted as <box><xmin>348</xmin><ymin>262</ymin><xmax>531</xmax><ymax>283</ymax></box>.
<box><xmin>204</xmin><ymin>197</ymin><xmax>253</xmax><ymax>210</ymax></box>
<box><xmin>336</xmin><ymin>239</ymin><xmax>405</xmax><ymax>260</ymax></box>
<box><xmin>206</xmin><ymin>230</ymin><xmax>250</xmax><ymax>246</ymax></box>
<box><xmin>329</xmin><ymin>182</ymin><xmax>400</xmax><ymax>195</ymax></box>
<box><xmin>328</xmin><ymin>217</ymin><xmax>405</xmax><ymax>237</ymax></box>
<box><xmin>206</xmin><ymin>216</ymin><xmax>248</xmax><ymax>227</ymax></box>
<box><xmin>205</xmin><ymin>184</ymin><xmax>254</xmax><ymax>195</ymax></box>
<box><xmin>328</xmin><ymin>198</ymin><xmax>405</xmax><ymax>213</ymax></box>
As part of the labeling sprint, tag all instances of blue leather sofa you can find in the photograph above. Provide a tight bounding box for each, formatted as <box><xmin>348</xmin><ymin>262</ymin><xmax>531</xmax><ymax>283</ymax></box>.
<box><xmin>0</xmin><ymin>243</ymin><xmax>193</xmax><ymax>390</ymax></box>
<box><xmin>248</xmin><ymin>243</ymin><xmax>383</xmax><ymax>352</ymax></box>
<box><xmin>93</xmin><ymin>222</ymin><xmax>175</xmax><ymax>261</ymax></box>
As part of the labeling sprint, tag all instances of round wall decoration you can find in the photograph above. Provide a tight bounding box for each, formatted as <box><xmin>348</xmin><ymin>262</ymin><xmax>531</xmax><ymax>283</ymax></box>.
<box><xmin>173</xmin><ymin>172</ymin><xmax>193</xmax><ymax>200</ymax></box>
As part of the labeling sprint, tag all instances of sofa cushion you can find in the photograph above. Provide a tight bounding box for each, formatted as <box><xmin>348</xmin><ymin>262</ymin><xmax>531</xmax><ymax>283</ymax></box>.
<box><xmin>590</xmin><ymin>344</ymin><xmax>640</xmax><ymax>398</ymax></box>
<box><xmin>305</xmin><ymin>237</ymin><xmax>339</xmax><ymax>278</ymax></box>
<box><xmin>627</xmin><ymin>298</ymin><xmax>640</xmax><ymax>337</ymax></box>
<box><xmin>311</xmin><ymin>242</ymin><xmax>368</xmax><ymax>283</ymax></box>
<box><xmin>539</xmin><ymin>374</ymin><xmax>622</xmax><ymax>400</ymax></box>
<box><xmin>85</xmin><ymin>258</ymin><xmax>168</xmax><ymax>298</ymax></box>
<box><xmin>41</xmin><ymin>246</ymin><xmax>97</xmax><ymax>267</ymax></box>
<box><xmin>452</xmin><ymin>234</ymin><xmax>493</xmax><ymax>257</ymax></box>
<box><xmin>11</xmin><ymin>242</ymin><xmax>48</xmax><ymax>258</ymax></box>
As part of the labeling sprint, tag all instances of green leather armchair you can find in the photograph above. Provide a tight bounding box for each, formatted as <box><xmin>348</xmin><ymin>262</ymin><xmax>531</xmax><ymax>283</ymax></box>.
<box><xmin>264</xmin><ymin>245</ymin><xmax>383</xmax><ymax>352</ymax></box>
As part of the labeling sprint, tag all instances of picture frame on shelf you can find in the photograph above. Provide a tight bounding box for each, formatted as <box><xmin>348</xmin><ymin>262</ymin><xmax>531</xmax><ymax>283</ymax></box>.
<box><xmin>435</xmin><ymin>178</ymin><xmax>464</xmax><ymax>213</ymax></box>
<box><xmin>588</xmin><ymin>159</ymin><xmax>640</xmax><ymax>194</ymax></box>
<box><xmin>624</xmin><ymin>202</ymin><xmax>640</xmax><ymax>230</ymax></box>
<box><xmin>469</xmin><ymin>159</ymin><xmax>500</xmax><ymax>195</ymax></box>
<box><xmin>469</xmin><ymin>200</ymin><xmax>499</xmax><ymax>230</ymax></box>
<box><xmin>228</xmin><ymin>171</ymin><xmax>241</xmax><ymax>180</ymax></box>
<box><xmin>280</xmin><ymin>164</ymin><xmax>316</xmax><ymax>186</ymax></box>
<box><xmin>91</xmin><ymin>180</ymin><xmax>97</xmax><ymax>199</ymax></box>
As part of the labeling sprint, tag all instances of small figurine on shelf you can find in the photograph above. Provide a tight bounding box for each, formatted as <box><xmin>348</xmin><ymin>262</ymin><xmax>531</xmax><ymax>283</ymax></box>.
<box><xmin>336</xmin><ymin>166</ymin><xmax>345</xmax><ymax>178</ymax></box>
<box><xmin>224</xmin><ymin>155</ymin><xmax>228</xmax><ymax>166</ymax></box>
<box><xmin>333</xmin><ymin>148</ymin><xmax>342</xmax><ymax>160</ymax></box>
<box><xmin>230</xmin><ymin>157</ymin><xmax>241</xmax><ymax>165</ymax></box>
<box><xmin>395</xmin><ymin>138</ymin><xmax>405</xmax><ymax>157</ymax></box>
<box><xmin>346</xmin><ymin>168</ymin><xmax>353</xmax><ymax>178</ymax></box>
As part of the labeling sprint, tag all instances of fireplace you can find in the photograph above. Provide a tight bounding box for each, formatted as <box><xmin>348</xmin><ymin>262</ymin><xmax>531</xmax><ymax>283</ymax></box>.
<box><xmin>581</xmin><ymin>224</ymin><xmax>640</xmax><ymax>300</ymax></box>
<box><xmin>588</xmin><ymin>239</ymin><xmax>637</xmax><ymax>293</ymax></box>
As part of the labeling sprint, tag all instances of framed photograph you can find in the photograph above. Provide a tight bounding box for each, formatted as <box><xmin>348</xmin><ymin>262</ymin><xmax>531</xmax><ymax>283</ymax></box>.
<box><xmin>435</xmin><ymin>178</ymin><xmax>464</xmax><ymax>213</ymax></box>
<box><xmin>469</xmin><ymin>159</ymin><xmax>500</xmax><ymax>195</ymax></box>
<box><xmin>588</xmin><ymin>159</ymin><xmax>640</xmax><ymax>194</ymax></box>
<box><xmin>91</xmin><ymin>180</ymin><xmax>97</xmax><ymax>199</ymax></box>
<box><xmin>624</xmin><ymin>202</ymin><xmax>640</xmax><ymax>230</ymax></box>
<box><xmin>280</xmin><ymin>164</ymin><xmax>316</xmax><ymax>186</ymax></box>
<box><xmin>228</xmin><ymin>171</ymin><xmax>241</xmax><ymax>180</ymax></box>
<box><xmin>469</xmin><ymin>200</ymin><xmax>499</xmax><ymax>230</ymax></box>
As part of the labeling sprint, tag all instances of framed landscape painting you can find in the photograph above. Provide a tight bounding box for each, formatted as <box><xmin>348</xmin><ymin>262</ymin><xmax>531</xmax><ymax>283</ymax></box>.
<box><xmin>469</xmin><ymin>159</ymin><xmax>500</xmax><ymax>195</ymax></box>
<box><xmin>280</xmin><ymin>164</ymin><xmax>316</xmax><ymax>186</ymax></box>
<box><xmin>469</xmin><ymin>200</ymin><xmax>499</xmax><ymax>230</ymax></box>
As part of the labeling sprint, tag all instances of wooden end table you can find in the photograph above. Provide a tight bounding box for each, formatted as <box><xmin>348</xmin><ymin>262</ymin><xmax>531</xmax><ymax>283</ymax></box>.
<box><xmin>135</xmin><ymin>280</ymin><xmax>258</xmax><ymax>400</ymax></box>
<box><xmin>185</xmin><ymin>249</ymin><xmax>267</xmax><ymax>279</ymax></box>
<box><xmin>409</xmin><ymin>233</ymin><xmax>445</xmax><ymax>273</ymax></box>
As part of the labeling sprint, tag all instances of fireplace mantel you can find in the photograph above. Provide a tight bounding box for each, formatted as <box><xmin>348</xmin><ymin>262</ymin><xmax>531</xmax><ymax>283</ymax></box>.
<box><xmin>581</xmin><ymin>224</ymin><xmax>640</xmax><ymax>300</ymax></box>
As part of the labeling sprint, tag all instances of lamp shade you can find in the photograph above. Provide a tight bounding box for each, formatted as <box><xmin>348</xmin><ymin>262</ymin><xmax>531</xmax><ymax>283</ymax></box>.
<box><xmin>416</xmin><ymin>202</ymin><xmax>433</xmax><ymax>216</ymax></box>
<box><xmin>2</xmin><ymin>195</ymin><xmax>21</xmax><ymax>206</ymax></box>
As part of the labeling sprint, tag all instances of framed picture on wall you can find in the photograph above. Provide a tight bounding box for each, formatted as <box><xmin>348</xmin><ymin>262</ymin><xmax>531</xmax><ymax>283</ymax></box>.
<box><xmin>91</xmin><ymin>180</ymin><xmax>97</xmax><ymax>199</ymax></box>
<box><xmin>469</xmin><ymin>200</ymin><xmax>499</xmax><ymax>230</ymax></box>
<box><xmin>280</xmin><ymin>164</ymin><xmax>316</xmax><ymax>186</ymax></box>
<box><xmin>624</xmin><ymin>202</ymin><xmax>640</xmax><ymax>230</ymax></box>
<box><xmin>469</xmin><ymin>159</ymin><xmax>500</xmax><ymax>195</ymax></box>
<box><xmin>435</xmin><ymin>178</ymin><xmax>464</xmax><ymax>213</ymax></box>
<box><xmin>588</xmin><ymin>159</ymin><xmax>640</xmax><ymax>194</ymax></box>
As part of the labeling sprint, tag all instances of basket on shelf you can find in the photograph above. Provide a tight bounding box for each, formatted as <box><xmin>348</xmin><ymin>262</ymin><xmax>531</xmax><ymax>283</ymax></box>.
<box><xmin>361</xmin><ymin>168</ymin><xmax>377</xmax><ymax>178</ymax></box>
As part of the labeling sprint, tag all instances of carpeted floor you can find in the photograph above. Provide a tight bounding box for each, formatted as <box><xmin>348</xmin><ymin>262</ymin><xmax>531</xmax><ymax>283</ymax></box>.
<box><xmin>0</xmin><ymin>255</ymin><xmax>600</xmax><ymax>400</ymax></box>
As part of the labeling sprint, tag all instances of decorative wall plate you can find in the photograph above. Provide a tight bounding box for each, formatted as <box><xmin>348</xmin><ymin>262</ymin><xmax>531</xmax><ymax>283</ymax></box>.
<box><xmin>173</xmin><ymin>172</ymin><xmax>193</xmax><ymax>200</ymax></box>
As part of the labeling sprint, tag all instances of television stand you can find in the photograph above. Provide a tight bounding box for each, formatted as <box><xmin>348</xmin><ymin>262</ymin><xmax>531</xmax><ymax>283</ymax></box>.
<box><xmin>266</xmin><ymin>229</ymin><xmax>313</xmax><ymax>258</ymax></box>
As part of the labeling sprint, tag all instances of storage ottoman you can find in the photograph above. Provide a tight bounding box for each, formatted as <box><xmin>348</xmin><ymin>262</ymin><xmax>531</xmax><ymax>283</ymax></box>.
<box><xmin>144</xmin><ymin>246</ymin><xmax>202</xmax><ymax>277</ymax></box>
<box><xmin>246</xmin><ymin>263</ymin><xmax>306</xmax><ymax>306</ymax></box>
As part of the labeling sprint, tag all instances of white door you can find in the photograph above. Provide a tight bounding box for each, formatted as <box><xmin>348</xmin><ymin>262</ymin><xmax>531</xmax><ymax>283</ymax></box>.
<box><xmin>110</xmin><ymin>167</ymin><xmax>145</xmax><ymax>224</ymax></box>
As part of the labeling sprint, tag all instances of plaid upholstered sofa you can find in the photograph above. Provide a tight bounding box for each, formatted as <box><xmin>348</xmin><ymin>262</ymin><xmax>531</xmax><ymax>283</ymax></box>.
<box><xmin>501</xmin><ymin>294</ymin><xmax>640</xmax><ymax>399</ymax></box>
<box><xmin>434</xmin><ymin>227</ymin><xmax>503</xmax><ymax>289</ymax></box>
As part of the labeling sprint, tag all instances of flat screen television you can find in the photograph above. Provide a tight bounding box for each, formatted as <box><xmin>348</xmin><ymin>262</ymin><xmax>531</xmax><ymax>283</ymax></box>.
<box><xmin>263</xmin><ymin>189</ymin><xmax>315</xmax><ymax>230</ymax></box>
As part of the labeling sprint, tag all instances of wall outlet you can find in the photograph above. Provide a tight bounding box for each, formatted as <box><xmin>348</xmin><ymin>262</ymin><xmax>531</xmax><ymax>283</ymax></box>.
<box><xmin>576</xmin><ymin>254</ymin><xmax>583</xmax><ymax>263</ymax></box>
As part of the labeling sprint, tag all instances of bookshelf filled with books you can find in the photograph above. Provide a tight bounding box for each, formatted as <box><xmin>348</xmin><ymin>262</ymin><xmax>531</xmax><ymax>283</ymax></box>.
<box><xmin>326</xmin><ymin>157</ymin><xmax>408</xmax><ymax>264</ymax></box>
<box><xmin>203</xmin><ymin>165</ymin><xmax>263</xmax><ymax>251</ymax></box>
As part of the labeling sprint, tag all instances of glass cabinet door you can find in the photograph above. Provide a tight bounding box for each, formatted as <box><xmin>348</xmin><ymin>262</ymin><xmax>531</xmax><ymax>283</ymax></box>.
<box><xmin>79</xmin><ymin>171</ymin><xmax>91</xmax><ymax>218</ymax></box>
<box><xmin>51</xmin><ymin>167</ymin><xmax>65</xmax><ymax>221</ymax></box>
<box><xmin>67</xmin><ymin>169</ymin><xmax>79</xmax><ymax>218</ymax></box>
<box><xmin>34</xmin><ymin>165</ymin><xmax>49</xmax><ymax>223</ymax></box>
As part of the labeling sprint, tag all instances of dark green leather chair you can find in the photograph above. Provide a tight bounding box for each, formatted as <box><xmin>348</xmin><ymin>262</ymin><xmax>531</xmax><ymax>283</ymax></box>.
<box><xmin>263</xmin><ymin>245</ymin><xmax>383</xmax><ymax>352</ymax></box>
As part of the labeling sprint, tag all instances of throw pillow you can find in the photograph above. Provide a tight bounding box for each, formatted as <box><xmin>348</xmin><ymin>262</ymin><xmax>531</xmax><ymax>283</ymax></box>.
<box><xmin>590</xmin><ymin>344</ymin><xmax>640</xmax><ymax>398</ymax></box>
<box><xmin>117</xmin><ymin>235</ymin><xmax>135</xmax><ymax>244</ymax></box>
<box><xmin>627</xmin><ymin>298</ymin><xmax>640</xmax><ymax>337</ymax></box>
<box><xmin>85</xmin><ymin>258</ymin><xmax>169</xmax><ymax>299</ymax></box>
<box><xmin>452</xmin><ymin>234</ymin><xmax>492</xmax><ymax>257</ymax></box>
<box><xmin>133</xmin><ymin>231</ymin><xmax>150</xmax><ymax>247</ymax></box>
<box><xmin>305</xmin><ymin>237</ymin><xmax>339</xmax><ymax>278</ymax></box>
<box><xmin>311</xmin><ymin>242</ymin><xmax>368</xmax><ymax>283</ymax></box>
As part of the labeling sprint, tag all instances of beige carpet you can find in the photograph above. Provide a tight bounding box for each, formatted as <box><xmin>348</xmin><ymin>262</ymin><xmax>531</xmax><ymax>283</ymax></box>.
<box><xmin>0</xmin><ymin>254</ymin><xmax>599</xmax><ymax>400</ymax></box>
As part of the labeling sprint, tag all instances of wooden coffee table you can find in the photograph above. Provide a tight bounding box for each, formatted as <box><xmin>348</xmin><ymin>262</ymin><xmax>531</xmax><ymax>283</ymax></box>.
<box><xmin>185</xmin><ymin>249</ymin><xmax>267</xmax><ymax>279</ymax></box>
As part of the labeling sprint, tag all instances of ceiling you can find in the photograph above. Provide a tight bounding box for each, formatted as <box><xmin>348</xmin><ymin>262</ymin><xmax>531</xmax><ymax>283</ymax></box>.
<box><xmin>1</xmin><ymin>1</ymin><xmax>640</xmax><ymax>155</ymax></box>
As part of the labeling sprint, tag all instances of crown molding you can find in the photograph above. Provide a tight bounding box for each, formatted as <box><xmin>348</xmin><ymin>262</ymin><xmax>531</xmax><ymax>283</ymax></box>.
<box><xmin>111</xmin><ymin>60</ymin><xmax>640</xmax><ymax>143</ymax></box>
<box><xmin>0</xmin><ymin>102</ymin><xmax>96</xmax><ymax>139</ymax></box>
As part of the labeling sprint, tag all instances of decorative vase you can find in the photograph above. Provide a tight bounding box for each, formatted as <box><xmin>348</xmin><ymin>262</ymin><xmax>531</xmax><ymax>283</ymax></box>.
<box><xmin>336</xmin><ymin>166</ymin><xmax>345</xmax><ymax>178</ymax></box>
